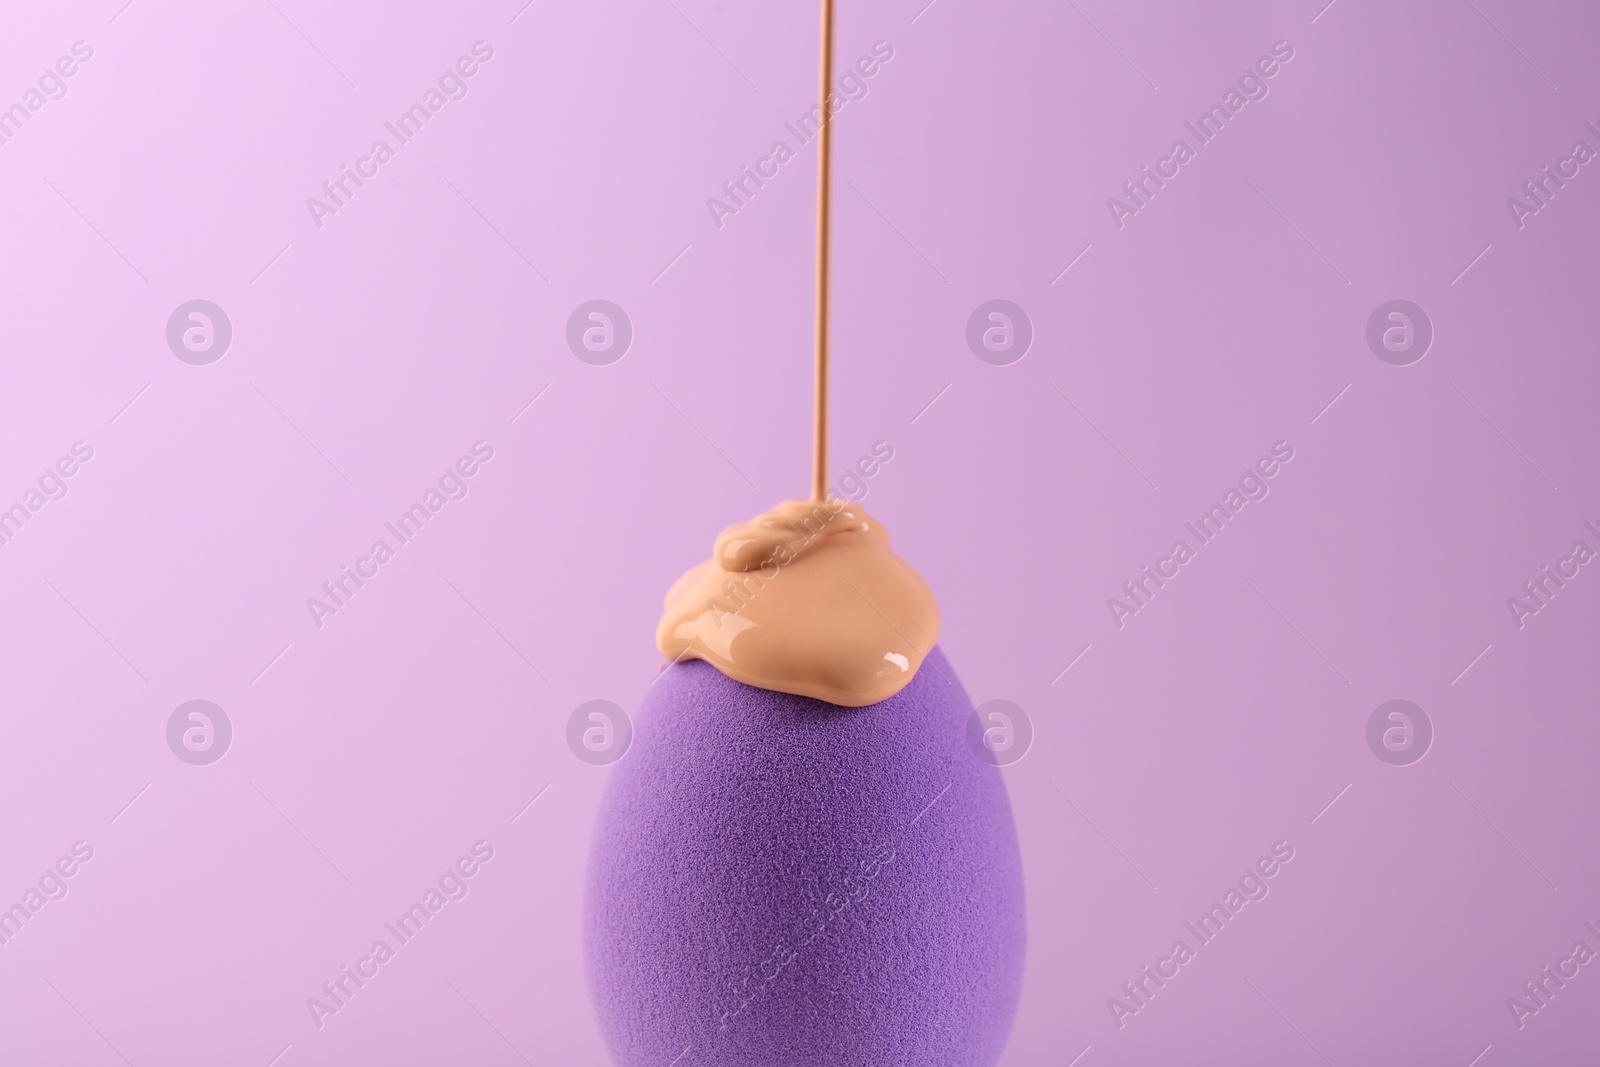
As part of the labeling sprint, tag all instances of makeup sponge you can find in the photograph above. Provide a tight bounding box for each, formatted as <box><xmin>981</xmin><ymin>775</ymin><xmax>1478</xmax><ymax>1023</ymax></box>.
<box><xmin>583</xmin><ymin>646</ymin><xmax>1025</xmax><ymax>1067</ymax></box>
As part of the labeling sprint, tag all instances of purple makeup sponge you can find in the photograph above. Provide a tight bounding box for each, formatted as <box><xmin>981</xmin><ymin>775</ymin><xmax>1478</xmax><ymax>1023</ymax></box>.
<box><xmin>583</xmin><ymin>646</ymin><xmax>1025</xmax><ymax>1067</ymax></box>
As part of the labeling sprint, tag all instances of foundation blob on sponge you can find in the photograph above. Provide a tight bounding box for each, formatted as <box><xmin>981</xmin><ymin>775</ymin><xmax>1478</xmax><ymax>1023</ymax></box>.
<box><xmin>583</xmin><ymin>645</ymin><xmax>1025</xmax><ymax>1067</ymax></box>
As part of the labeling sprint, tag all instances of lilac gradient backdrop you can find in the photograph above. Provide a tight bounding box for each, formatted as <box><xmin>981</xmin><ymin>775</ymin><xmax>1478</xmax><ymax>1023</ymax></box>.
<box><xmin>1</xmin><ymin>0</ymin><xmax>1598</xmax><ymax>1063</ymax></box>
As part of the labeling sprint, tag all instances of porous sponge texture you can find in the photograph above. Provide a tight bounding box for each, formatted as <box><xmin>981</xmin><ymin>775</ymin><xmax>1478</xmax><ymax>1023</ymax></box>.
<box><xmin>584</xmin><ymin>646</ymin><xmax>1025</xmax><ymax>1067</ymax></box>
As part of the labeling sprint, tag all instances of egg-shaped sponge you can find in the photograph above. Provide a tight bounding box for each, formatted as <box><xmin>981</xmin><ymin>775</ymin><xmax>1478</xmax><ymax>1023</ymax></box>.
<box><xmin>584</xmin><ymin>646</ymin><xmax>1025</xmax><ymax>1066</ymax></box>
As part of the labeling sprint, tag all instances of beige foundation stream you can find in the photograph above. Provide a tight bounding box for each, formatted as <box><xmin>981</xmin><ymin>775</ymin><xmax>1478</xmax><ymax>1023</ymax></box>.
<box><xmin>654</xmin><ymin>0</ymin><xmax>942</xmax><ymax>707</ymax></box>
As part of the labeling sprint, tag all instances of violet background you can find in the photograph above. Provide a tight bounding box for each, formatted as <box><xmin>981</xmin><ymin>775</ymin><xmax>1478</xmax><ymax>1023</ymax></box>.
<box><xmin>1</xmin><ymin>0</ymin><xmax>1597</xmax><ymax>1063</ymax></box>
